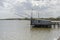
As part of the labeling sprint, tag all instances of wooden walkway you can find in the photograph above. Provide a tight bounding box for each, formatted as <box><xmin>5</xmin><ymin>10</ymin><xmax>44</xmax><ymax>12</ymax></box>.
<box><xmin>51</xmin><ymin>21</ymin><xmax>60</xmax><ymax>28</ymax></box>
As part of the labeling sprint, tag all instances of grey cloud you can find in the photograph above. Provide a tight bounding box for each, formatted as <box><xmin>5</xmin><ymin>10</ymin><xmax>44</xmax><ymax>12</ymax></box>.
<box><xmin>13</xmin><ymin>0</ymin><xmax>54</xmax><ymax>18</ymax></box>
<box><xmin>2</xmin><ymin>0</ymin><xmax>60</xmax><ymax>18</ymax></box>
<box><xmin>21</xmin><ymin>2</ymin><xmax>32</xmax><ymax>10</ymax></box>
<box><xmin>0</xmin><ymin>0</ymin><xmax>60</xmax><ymax>18</ymax></box>
<box><xmin>15</xmin><ymin>0</ymin><xmax>49</xmax><ymax>11</ymax></box>
<box><xmin>0</xmin><ymin>2</ymin><xmax>3</xmax><ymax>6</ymax></box>
<box><xmin>0</xmin><ymin>0</ymin><xmax>4</xmax><ymax>7</ymax></box>
<box><xmin>34</xmin><ymin>0</ymin><xmax>40</xmax><ymax>1</ymax></box>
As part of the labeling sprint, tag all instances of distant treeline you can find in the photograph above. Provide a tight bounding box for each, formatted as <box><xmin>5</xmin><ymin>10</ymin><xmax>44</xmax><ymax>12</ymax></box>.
<box><xmin>39</xmin><ymin>18</ymin><xmax>60</xmax><ymax>21</ymax></box>
<box><xmin>0</xmin><ymin>17</ymin><xmax>60</xmax><ymax>21</ymax></box>
<box><xmin>24</xmin><ymin>17</ymin><xmax>60</xmax><ymax>21</ymax></box>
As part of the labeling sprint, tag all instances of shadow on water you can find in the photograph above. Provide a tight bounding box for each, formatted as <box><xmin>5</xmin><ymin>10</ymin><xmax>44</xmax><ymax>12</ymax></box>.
<box><xmin>30</xmin><ymin>26</ymin><xmax>52</xmax><ymax>32</ymax></box>
<box><xmin>32</xmin><ymin>25</ymin><xmax>51</xmax><ymax>28</ymax></box>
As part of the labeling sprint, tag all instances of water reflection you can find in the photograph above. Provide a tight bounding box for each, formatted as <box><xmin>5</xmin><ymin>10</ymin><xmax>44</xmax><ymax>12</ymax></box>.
<box><xmin>31</xmin><ymin>28</ymin><xmax>51</xmax><ymax>32</ymax></box>
<box><xmin>30</xmin><ymin>27</ymin><xmax>60</xmax><ymax>40</ymax></box>
<box><xmin>31</xmin><ymin>28</ymin><xmax>51</xmax><ymax>40</ymax></box>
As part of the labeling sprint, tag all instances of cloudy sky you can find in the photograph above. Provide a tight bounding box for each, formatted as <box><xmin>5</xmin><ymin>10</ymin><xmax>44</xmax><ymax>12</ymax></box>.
<box><xmin>0</xmin><ymin>0</ymin><xmax>60</xmax><ymax>19</ymax></box>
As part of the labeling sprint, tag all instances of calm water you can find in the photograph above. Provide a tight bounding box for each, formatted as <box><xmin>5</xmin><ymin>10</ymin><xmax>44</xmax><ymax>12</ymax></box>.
<box><xmin>0</xmin><ymin>20</ymin><xmax>60</xmax><ymax>40</ymax></box>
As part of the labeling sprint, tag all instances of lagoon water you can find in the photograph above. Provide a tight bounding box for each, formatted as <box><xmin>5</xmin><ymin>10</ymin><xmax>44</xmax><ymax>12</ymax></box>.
<box><xmin>0</xmin><ymin>20</ymin><xmax>60</xmax><ymax>40</ymax></box>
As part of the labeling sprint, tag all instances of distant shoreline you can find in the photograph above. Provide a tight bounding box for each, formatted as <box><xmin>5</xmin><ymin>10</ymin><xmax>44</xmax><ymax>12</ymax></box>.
<box><xmin>0</xmin><ymin>18</ymin><xmax>60</xmax><ymax>21</ymax></box>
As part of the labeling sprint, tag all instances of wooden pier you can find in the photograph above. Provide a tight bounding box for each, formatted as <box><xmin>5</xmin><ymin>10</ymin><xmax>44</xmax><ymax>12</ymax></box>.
<box><xmin>51</xmin><ymin>21</ymin><xmax>60</xmax><ymax>28</ymax></box>
<box><xmin>31</xmin><ymin>19</ymin><xmax>60</xmax><ymax>28</ymax></box>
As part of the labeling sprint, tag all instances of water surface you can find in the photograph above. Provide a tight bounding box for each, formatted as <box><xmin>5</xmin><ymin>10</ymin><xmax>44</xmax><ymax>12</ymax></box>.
<box><xmin>0</xmin><ymin>20</ymin><xmax>60</xmax><ymax>40</ymax></box>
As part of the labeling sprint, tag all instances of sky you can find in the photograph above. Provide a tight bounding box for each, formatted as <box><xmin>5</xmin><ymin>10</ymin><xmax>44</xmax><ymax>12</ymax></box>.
<box><xmin>0</xmin><ymin>0</ymin><xmax>60</xmax><ymax>19</ymax></box>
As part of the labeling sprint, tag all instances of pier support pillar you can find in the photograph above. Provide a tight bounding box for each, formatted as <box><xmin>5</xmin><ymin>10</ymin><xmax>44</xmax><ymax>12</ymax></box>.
<box><xmin>58</xmin><ymin>24</ymin><xmax>59</xmax><ymax>28</ymax></box>
<box><xmin>54</xmin><ymin>24</ymin><xmax>55</xmax><ymax>28</ymax></box>
<box><xmin>51</xmin><ymin>25</ymin><xmax>54</xmax><ymax>28</ymax></box>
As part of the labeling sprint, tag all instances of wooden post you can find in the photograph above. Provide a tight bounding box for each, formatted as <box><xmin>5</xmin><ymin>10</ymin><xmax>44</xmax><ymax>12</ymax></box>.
<box><xmin>54</xmin><ymin>24</ymin><xmax>55</xmax><ymax>28</ymax></box>
<box><xmin>38</xmin><ymin>12</ymin><xmax>39</xmax><ymax>18</ymax></box>
<box><xmin>51</xmin><ymin>25</ymin><xmax>53</xmax><ymax>28</ymax></box>
<box><xmin>58</xmin><ymin>23</ymin><xmax>59</xmax><ymax>28</ymax></box>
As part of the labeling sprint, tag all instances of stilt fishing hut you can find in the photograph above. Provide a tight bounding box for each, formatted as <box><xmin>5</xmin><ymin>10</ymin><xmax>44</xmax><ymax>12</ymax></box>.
<box><xmin>30</xmin><ymin>9</ymin><xmax>52</xmax><ymax>28</ymax></box>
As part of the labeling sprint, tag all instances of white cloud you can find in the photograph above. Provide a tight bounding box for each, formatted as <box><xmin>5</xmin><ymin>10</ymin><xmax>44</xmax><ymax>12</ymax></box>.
<box><xmin>0</xmin><ymin>0</ymin><xmax>60</xmax><ymax>18</ymax></box>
